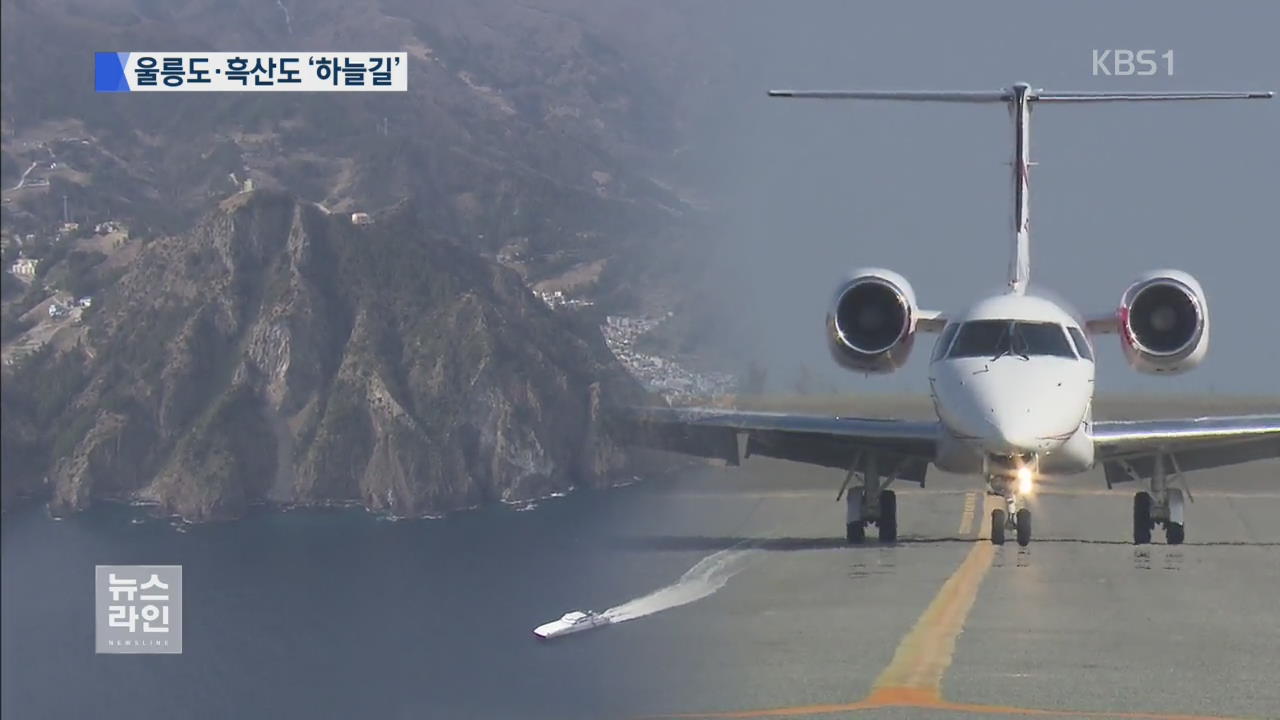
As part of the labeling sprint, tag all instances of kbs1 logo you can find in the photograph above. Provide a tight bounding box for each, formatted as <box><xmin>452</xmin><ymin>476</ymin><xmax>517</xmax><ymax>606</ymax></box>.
<box><xmin>1092</xmin><ymin>50</ymin><xmax>1174</xmax><ymax>77</ymax></box>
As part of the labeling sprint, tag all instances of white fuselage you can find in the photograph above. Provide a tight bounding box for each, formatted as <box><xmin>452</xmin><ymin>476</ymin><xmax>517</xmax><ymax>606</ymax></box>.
<box><xmin>927</xmin><ymin>293</ymin><xmax>1096</xmax><ymax>477</ymax></box>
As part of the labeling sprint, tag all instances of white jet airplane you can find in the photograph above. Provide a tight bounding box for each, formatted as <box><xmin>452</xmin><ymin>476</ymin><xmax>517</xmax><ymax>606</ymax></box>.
<box><xmin>619</xmin><ymin>83</ymin><xmax>1279</xmax><ymax>547</ymax></box>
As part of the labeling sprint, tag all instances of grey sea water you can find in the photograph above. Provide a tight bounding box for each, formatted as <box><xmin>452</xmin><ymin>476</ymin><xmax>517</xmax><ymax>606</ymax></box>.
<box><xmin>1</xmin><ymin>476</ymin><xmax>763</xmax><ymax>720</ymax></box>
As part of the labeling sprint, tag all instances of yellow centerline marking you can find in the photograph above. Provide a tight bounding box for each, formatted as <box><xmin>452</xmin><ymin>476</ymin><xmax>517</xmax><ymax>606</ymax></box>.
<box><xmin>868</xmin><ymin>493</ymin><xmax>993</xmax><ymax>698</ymax></box>
<box><xmin>648</xmin><ymin>494</ymin><xmax>1251</xmax><ymax>720</ymax></box>
<box><xmin>656</xmin><ymin>696</ymin><xmax>1243</xmax><ymax>719</ymax></box>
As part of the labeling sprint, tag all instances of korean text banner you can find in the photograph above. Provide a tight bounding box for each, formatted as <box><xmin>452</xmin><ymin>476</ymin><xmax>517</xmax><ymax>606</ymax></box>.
<box><xmin>95</xmin><ymin>52</ymin><xmax>407</xmax><ymax>92</ymax></box>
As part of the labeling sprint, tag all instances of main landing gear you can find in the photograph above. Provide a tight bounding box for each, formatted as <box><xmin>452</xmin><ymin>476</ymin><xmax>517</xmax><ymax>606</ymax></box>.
<box><xmin>988</xmin><ymin>476</ymin><xmax>1031</xmax><ymax>547</ymax></box>
<box><xmin>1131</xmin><ymin>454</ymin><xmax>1187</xmax><ymax>545</ymax></box>
<box><xmin>841</xmin><ymin>454</ymin><xmax>899</xmax><ymax>544</ymax></box>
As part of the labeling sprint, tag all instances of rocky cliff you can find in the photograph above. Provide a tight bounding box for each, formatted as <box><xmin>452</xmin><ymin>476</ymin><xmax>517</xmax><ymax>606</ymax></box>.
<box><xmin>2</xmin><ymin>190</ymin><xmax>644</xmax><ymax>520</ymax></box>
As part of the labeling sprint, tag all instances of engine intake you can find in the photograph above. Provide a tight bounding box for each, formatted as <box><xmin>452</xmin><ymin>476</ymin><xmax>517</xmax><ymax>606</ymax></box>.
<box><xmin>1120</xmin><ymin>270</ymin><xmax>1208</xmax><ymax>374</ymax></box>
<box><xmin>827</xmin><ymin>269</ymin><xmax>917</xmax><ymax>373</ymax></box>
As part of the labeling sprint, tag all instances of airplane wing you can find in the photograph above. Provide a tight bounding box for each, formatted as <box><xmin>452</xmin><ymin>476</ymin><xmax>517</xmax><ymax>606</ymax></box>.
<box><xmin>1092</xmin><ymin>414</ymin><xmax>1280</xmax><ymax>483</ymax></box>
<box><xmin>614</xmin><ymin>406</ymin><xmax>938</xmax><ymax>483</ymax></box>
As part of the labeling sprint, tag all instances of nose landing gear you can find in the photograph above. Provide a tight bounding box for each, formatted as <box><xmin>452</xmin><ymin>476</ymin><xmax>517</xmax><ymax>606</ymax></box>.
<box><xmin>988</xmin><ymin>477</ymin><xmax>1032</xmax><ymax>546</ymax></box>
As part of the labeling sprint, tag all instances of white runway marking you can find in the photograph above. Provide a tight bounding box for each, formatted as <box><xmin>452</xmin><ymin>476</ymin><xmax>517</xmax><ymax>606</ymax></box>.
<box><xmin>603</xmin><ymin>546</ymin><xmax>757</xmax><ymax>623</ymax></box>
<box><xmin>957</xmin><ymin>492</ymin><xmax>977</xmax><ymax>537</ymax></box>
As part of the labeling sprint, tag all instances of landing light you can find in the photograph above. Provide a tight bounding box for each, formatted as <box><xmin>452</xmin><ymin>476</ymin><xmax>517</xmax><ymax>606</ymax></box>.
<box><xmin>1016</xmin><ymin>466</ymin><xmax>1035</xmax><ymax>495</ymax></box>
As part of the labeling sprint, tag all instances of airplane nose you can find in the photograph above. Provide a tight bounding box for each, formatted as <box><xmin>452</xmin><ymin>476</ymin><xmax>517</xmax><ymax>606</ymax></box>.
<box><xmin>983</xmin><ymin>392</ymin><xmax>1084</xmax><ymax>453</ymax></box>
<box><xmin>934</xmin><ymin>360</ymin><xmax>1091</xmax><ymax>454</ymax></box>
<box><xmin>988</xmin><ymin>408</ymin><xmax>1043</xmax><ymax>453</ymax></box>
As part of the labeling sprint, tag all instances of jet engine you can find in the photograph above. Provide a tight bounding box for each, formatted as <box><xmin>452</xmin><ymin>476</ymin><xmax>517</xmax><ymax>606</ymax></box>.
<box><xmin>1119</xmin><ymin>270</ymin><xmax>1209</xmax><ymax>374</ymax></box>
<box><xmin>827</xmin><ymin>268</ymin><xmax>918</xmax><ymax>373</ymax></box>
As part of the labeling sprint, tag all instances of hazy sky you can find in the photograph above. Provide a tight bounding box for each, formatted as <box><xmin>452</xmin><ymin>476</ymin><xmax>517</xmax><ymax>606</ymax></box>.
<box><xmin>679</xmin><ymin>0</ymin><xmax>1278</xmax><ymax>395</ymax></box>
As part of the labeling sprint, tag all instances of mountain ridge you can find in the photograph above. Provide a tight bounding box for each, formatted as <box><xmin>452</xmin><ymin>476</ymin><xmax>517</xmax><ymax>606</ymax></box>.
<box><xmin>3</xmin><ymin>189</ymin><xmax>646</xmax><ymax>520</ymax></box>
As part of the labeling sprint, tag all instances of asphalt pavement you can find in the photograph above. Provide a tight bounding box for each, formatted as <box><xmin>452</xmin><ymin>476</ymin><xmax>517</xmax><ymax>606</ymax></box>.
<box><xmin>602</xmin><ymin>397</ymin><xmax>1279</xmax><ymax>720</ymax></box>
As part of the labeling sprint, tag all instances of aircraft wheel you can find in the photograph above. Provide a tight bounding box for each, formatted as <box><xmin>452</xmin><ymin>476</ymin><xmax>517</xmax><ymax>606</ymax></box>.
<box><xmin>846</xmin><ymin>521</ymin><xmax>865</xmax><ymax>544</ymax></box>
<box><xmin>1015</xmin><ymin>508</ymin><xmax>1032</xmax><ymax>546</ymax></box>
<box><xmin>878</xmin><ymin>490</ymin><xmax>897</xmax><ymax>543</ymax></box>
<box><xmin>1133</xmin><ymin>492</ymin><xmax>1153</xmax><ymax>545</ymax></box>
<box><xmin>1166</xmin><ymin>522</ymin><xmax>1185</xmax><ymax>545</ymax></box>
<box><xmin>991</xmin><ymin>508</ymin><xmax>1006</xmax><ymax>545</ymax></box>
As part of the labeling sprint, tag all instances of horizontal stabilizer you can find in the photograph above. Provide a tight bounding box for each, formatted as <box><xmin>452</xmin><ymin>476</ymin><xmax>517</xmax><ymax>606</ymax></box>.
<box><xmin>768</xmin><ymin>83</ymin><xmax>1273</xmax><ymax>295</ymax></box>
<box><xmin>1036</xmin><ymin>90</ymin><xmax>1274</xmax><ymax>102</ymax></box>
<box><xmin>767</xmin><ymin>90</ymin><xmax>1007</xmax><ymax>102</ymax></box>
<box><xmin>768</xmin><ymin>89</ymin><xmax>1274</xmax><ymax>103</ymax></box>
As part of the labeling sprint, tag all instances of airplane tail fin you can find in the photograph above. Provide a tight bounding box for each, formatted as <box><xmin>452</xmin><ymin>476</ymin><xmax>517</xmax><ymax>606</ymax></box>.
<box><xmin>768</xmin><ymin>85</ymin><xmax>1273</xmax><ymax>295</ymax></box>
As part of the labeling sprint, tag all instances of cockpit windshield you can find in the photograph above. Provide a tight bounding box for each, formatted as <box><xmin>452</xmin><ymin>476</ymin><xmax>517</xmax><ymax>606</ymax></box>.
<box><xmin>948</xmin><ymin>320</ymin><xmax>1077</xmax><ymax>360</ymax></box>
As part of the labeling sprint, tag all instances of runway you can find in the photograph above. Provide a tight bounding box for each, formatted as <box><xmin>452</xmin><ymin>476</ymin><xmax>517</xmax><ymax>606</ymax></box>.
<box><xmin>606</xmin><ymin>446</ymin><xmax>1280</xmax><ymax>720</ymax></box>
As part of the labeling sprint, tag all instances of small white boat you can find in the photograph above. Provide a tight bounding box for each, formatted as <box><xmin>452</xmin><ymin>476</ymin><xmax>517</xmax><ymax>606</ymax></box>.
<box><xmin>533</xmin><ymin>610</ymin><xmax>611</xmax><ymax>640</ymax></box>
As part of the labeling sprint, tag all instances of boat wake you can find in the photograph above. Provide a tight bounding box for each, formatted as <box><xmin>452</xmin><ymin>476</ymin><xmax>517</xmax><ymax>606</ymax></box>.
<box><xmin>602</xmin><ymin>546</ymin><xmax>756</xmax><ymax>623</ymax></box>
